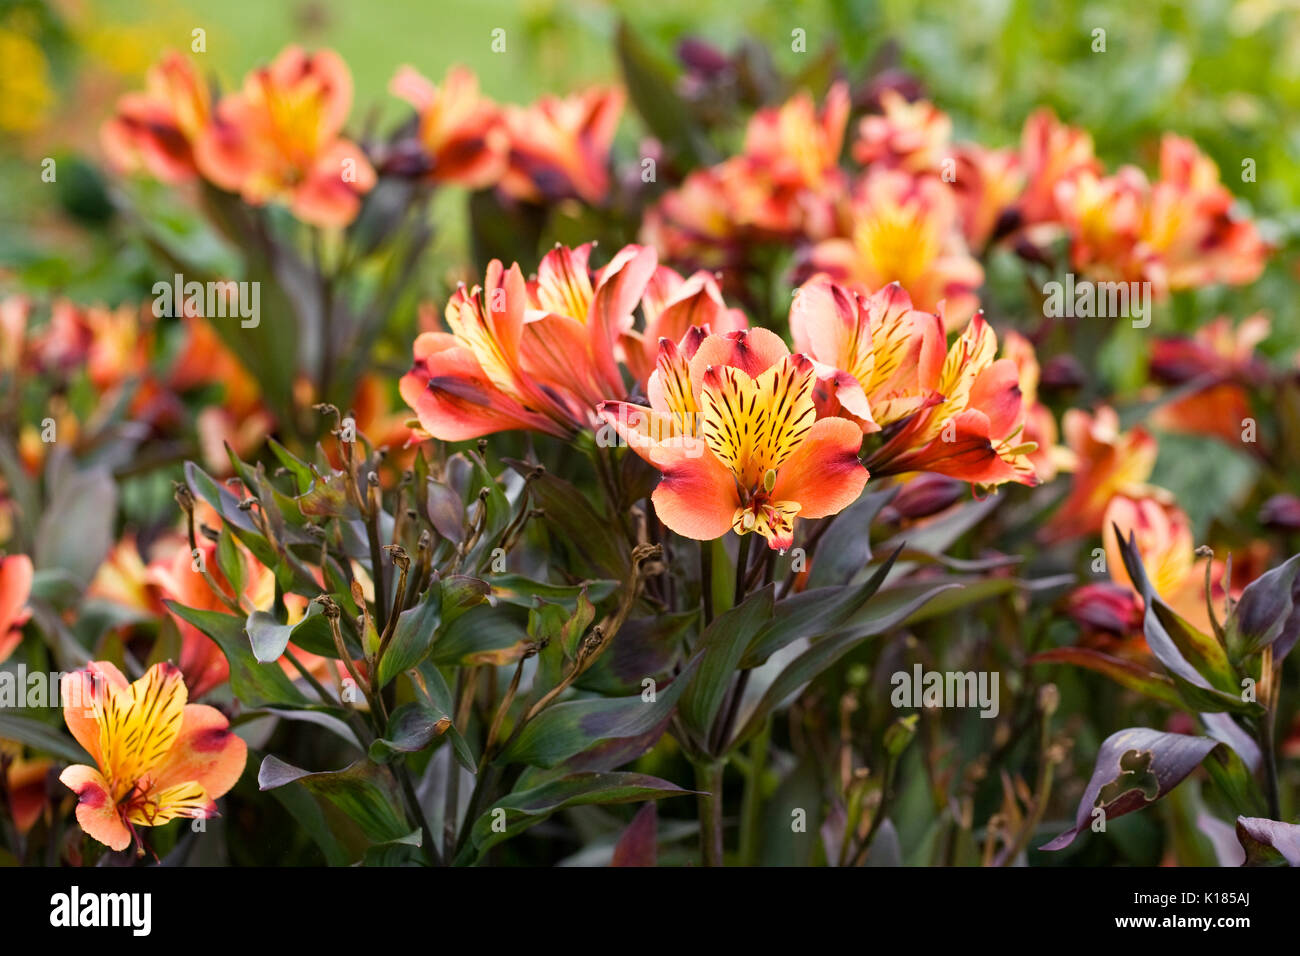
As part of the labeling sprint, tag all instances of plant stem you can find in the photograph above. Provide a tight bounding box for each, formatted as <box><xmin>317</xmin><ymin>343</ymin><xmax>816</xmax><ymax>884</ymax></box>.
<box><xmin>734</xmin><ymin>533</ymin><xmax>753</xmax><ymax>607</ymax></box>
<box><xmin>700</xmin><ymin>539</ymin><xmax>714</xmax><ymax>626</ymax></box>
<box><xmin>694</xmin><ymin>760</ymin><xmax>725</xmax><ymax>867</ymax></box>
<box><xmin>738</xmin><ymin>717</ymin><xmax>771</xmax><ymax>866</ymax></box>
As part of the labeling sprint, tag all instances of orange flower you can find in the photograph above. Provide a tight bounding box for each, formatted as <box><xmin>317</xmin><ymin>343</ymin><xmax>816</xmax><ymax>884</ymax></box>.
<box><xmin>59</xmin><ymin>661</ymin><xmax>246</xmax><ymax>851</ymax></box>
<box><xmin>195</xmin><ymin>46</ymin><xmax>375</xmax><ymax>227</ymax></box>
<box><xmin>640</xmin><ymin>163</ymin><xmax>745</xmax><ymax>270</ymax></box>
<box><xmin>1103</xmin><ymin>495</ymin><xmax>1194</xmax><ymax>605</ymax></box>
<box><xmin>1041</xmin><ymin>406</ymin><xmax>1157</xmax><ymax>541</ymax></box>
<box><xmin>598</xmin><ymin>328</ymin><xmax>869</xmax><ymax>550</ymax></box>
<box><xmin>401</xmin><ymin>244</ymin><xmax>658</xmax><ymax>440</ymax></box>
<box><xmin>1053</xmin><ymin>166</ymin><xmax>1153</xmax><ymax>284</ymax></box>
<box><xmin>1100</xmin><ymin>494</ymin><xmax>1240</xmax><ymax>636</ymax></box>
<box><xmin>744</xmin><ymin>81</ymin><xmax>850</xmax><ymax>198</ymax></box>
<box><xmin>1</xmin><ymin>741</ymin><xmax>52</xmax><ymax>833</ymax></box>
<box><xmin>1143</xmin><ymin>135</ymin><xmax>1268</xmax><ymax>291</ymax></box>
<box><xmin>852</xmin><ymin>90</ymin><xmax>952</xmax><ymax>175</ymax></box>
<box><xmin>865</xmin><ymin>312</ymin><xmax>1038</xmax><ymax>488</ymax></box>
<box><xmin>789</xmin><ymin>275</ymin><xmax>944</xmax><ymax>431</ymax></box>
<box><xmin>499</xmin><ymin>87</ymin><xmax>623</xmax><ymax>204</ymax></box>
<box><xmin>622</xmin><ymin>266</ymin><xmax>748</xmax><ymax>387</ymax></box>
<box><xmin>1016</xmin><ymin>108</ymin><xmax>1099</xmax><ymax>226</ymax></box>
<box><xmin>388</xmin><ymin>65</ymin><xmax>506</xmax><ymax>188</ymax></box>
<box><xmin>1149</xmin><ymin>314</ymin><xmax>1268</xmax><ymax>447</ymax></box>
<box><xmin>100</xmin><ymin>51</ymin><xmax>211</xmax><ymax>183</ymax></box>
<box><xmin>950</xmin><ymin>143</ymin><xmax>1023</xmax><ymax>249</ymax></box>
<box><xmin>809</xmin><ymin>170</ymin><xmax>983</xmax><ymax>330</ymax></box>
<box><xmin>0</xmin><ymin>554</ymin><xmax>33</xmax><ymax>664</ymax></box>
<box><xmin>1001</xmin><ymin>331</ymin><xmax>1061</xmax><ymax>482</ymax></box>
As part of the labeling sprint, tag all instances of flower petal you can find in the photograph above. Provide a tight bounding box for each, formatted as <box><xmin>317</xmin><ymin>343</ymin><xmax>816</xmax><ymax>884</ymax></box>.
<box><xmin>772</xmin><ymin>417</ymin><xmax>870</xmax><ymax>519</ymax></box>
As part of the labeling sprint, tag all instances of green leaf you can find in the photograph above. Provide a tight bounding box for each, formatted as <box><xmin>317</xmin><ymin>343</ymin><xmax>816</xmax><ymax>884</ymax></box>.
<box><xmin>505</xmin><ymin>459</ymin><xmax>630</xmax><ymax>579</ymax></box>
<box><xmin>489</xmin><ymin>574</ymin><xmax>616</xmax><ymax>609</ymax></box>
<box><xmin>377</xmin><ymin>580</ymin><xmax>443</xmax><ymax>688</ymax></box>
<box><xmin>679</xmin><ymin>585</ymin><xmax>775</xmax><ymax>738</ymax></box>
<box><xmin>742</xmin><ymin>545</ymin><xmax>902</xmax><ymax>668</ymax></box>
<box><xmin>1029</xmin><ymin>647</ymin><xmax>1184</xmax><ymax>709</ymax></box>
<box><xmin>258</xmin><ymin>755</ymin><xmax>411</xmax><ymax>844</ymax></box>
<box><xmin>458</xmin><ymin>771</ymin><xmax>694</xmax><ymax>864</ymax></box>
<box><xmin>429</xmin><ymin>602</ymin><xmax>528</xmax><ymax>666</ymax></box>
<box><xmin>412</xmin><ymin>661</ymin><xmax>477</xmax><ymax>772</ymax></box>
<box><xmin>369</xmin><ymin>703</ymin><xmax>451</xmax><ymax>763</ymax></box>
<box><xmin>167</xmin><ymin>601</ymin><xmax>312</xmax><ymax>708</ymax></box>
<box><xmin>731</xmin><ymin>581</ymin><xmax>957</xmax><ymax>750</ymax></box>
<box><xmin>0</xmin><ymin>712</ymin><xmax>89</xmax><ymax>763</ymax></box>
<box><xmin>501</xmin><ymin>657</ymin><xmax>699</xmax><ymax>768</ymax></box>
<box><xmin>34</xmin><ymin>465</ymin><xmax>116</xmax><ymax>588</ymax></box>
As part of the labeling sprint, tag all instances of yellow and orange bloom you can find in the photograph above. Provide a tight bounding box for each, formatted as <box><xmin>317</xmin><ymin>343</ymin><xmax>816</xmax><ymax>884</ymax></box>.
<box><xmin>743</xmin><ymin>80</ymin><xmax>850</xmax><ymax>200</ymax></box>
<box><xmin>865</xmin><ymin>312</ymin><xmax>1039</xmax><ymax>488</ymax></box>
<box><xmin>1040</xmin><ymin>406</ymin><xmax>1158</xmax><ymax>542</ymax></box>
<box><xmin>809</xmin><ymin>170</ymin><xmax>983</xmax><ymax>329</ymax></box>
<box><xmin>950</xmin><ymin>143</ymin><xmax>1023</xmax><ymax>249</ymax></box>
<box><xmin>401</xmin><ymin>244</ymin><xmax>658</xmax><ymax>440</ymax></box>
<box><xmin>388</xmin><ymin>65</ymin><xmax>506</xmax><ymax>188</ymax></box>
<box><xmin>1015</xmin><ymin>108</ymin><xmax>1099</xmax><ymax>227</ymax></box>
<box><xmin>1142</xmin><ymin>135</ymin><xmax>1268</xmax><ymax>292</ymax></box>
<box><xmin>1</xmin><ymin>741</ymin><xmax>52</xmax><ymax>833</ymax></box>
<box><xmin>0</xmin><ymin>554</ymin><xmax>33</xmax><ymax>664</ymax></box>
<box><xmin>622</xmin><ymin>266</ymin><xmax>747</xmax><ymax>387</ymax></box>
<box><xmin>1100</xmin><ymin>494</ymin><xmax>1242</xmax><ymax>637</ymax></box>
<box><xmin>852</xmin><ymin>90</ymin><xmax>952</xmax><ymax>175</ymax></box>
<box><xmin>598</xmin><ymin>328</ymin><xmax>869</xmax><ymax>550</ymax></box>
<box><xmin>59</xmin><ymin>661</ymin><xmax>246</xmax><ymax>852</ymax></box>
<box><xmin>789</xmin><ymin>275</ymin><xmax>944</xmax><ymax>431</ymax></box>
<box><xmin>195</xmin><ymin>46</ymin><xmax>375</xmax><ymax>227</ymax></box>
<box><xmin>499</xmin><ymin>87</ymin><xmax>623</xmax><ymax>204</ymax></box>
<box><xmin>1001</xmin><ymin>330</ymin><xmax>1061</xmax><ymax>482</ymax></box>
<box><xmin>100</xmin><ymin>51</ymin><xmax>210</xmax><ymax>183</ymax></box>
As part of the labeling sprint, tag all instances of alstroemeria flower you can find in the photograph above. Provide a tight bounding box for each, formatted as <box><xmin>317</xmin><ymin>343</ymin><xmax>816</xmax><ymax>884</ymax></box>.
<box><xmin>499</xmin><ymin>87</ymin><xmax>623</xmax><ymax>204</ymax></box>
<box><xmin>388</xmin><ymin>65</ymin><xmax>506</xmax><ymax>188</ymax></box>
<box><xmin>744</xmin><ymin>81</ymin><xmax>850</xmax><ymax>198</ymax></box>
<box><xmin>598</xmin><ymin>328</ymin><xmax>869</xmax><ymax>550</ymax></box>
<box><xmin>1</xmin><ymin>740</ymin><xmax>51</xmax><ymax>833</ymax></box>
<box><xmin>1053</xmin><ymin>166</ymin><xmax>1153</xmax><ymax>284</ymax></box>
<box><xmin>809</xmin><ymin>170</ymin><xmax>983</xmax><ymax>329</ymax></box>
<box><xmin>100</xmin><ymin>51</ymin><xmax>210</xmax><ymax>183</ymax></box>
<box><xmin>789</xmin><ymin>275</ymin><xmax>945</xmax><ymax>431</ymax></box>
<box><xmin>195</xmin><ymin>46</ymin><xmax>376</xmax><ymax>227</ymax></box>
<box><xmin>1040</xmin><ymin>406</ymin><xmax>1157</xmax><ymax>541</ymax></box>
<box><xmin>640</xmin><ymin>163</ymin><xmax>746</xmax><ymax>271</ymax></box>
<box><xmin>1100</xmin><ymin>494</ymin><xmax>1247</xmax><ymax>638</ymax></box>
<box><xmin>1001</xmin><ymin>331</ymin><xmax>1061</xmax><ymax>482</ymax></box>
<box><xmin>950</xmin><ymin>144</ymin><xmax>1023</xmax><ymax>249</ymax></box>
<box><xmin>0</xmin><ymin>554</ymin><xmax>33</xmax><ymax>664</ymax></box>
<box><xmin>864</xmin><ymin>312</ymin><xmax>1039</xmax><ymax>488</ymax></box>
<box><xmin>59</xmin><ymin>661</ymin><xmax>246</xmax><ymax>852</ymax></box>
<box><xmin>852</xmin><ymin>90</ymin><xmax>952</xmax><ymax>175</ymax></box>
<box><xmin>401</xmin><ymin>244</ymin><xmax>658</xmax><ymax>440</ymax></box>
<box><xmin>622</xmin><ymin>266</ymin><xmax>747</xmax><ymax>387</ymax></box>
<box><xmin>1015</xmin><ymin>108</ymin><xmax>1100</xmax><ymax>226</ymax></box>
<box><xmin>1142</xmin><ymin>135</ymin><xmax>1268</xmax><ymax>291</ymax></box>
